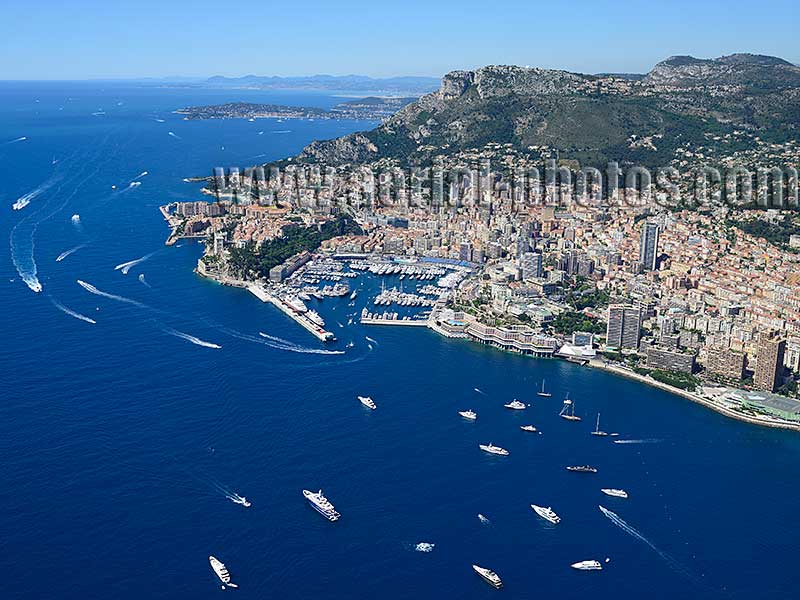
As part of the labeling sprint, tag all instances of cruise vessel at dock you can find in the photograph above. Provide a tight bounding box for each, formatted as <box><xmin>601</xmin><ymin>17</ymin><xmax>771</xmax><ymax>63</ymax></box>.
<box><xmin>302</xmin><ymin>489</ymin><xmax>341</xmax><ymax>521</ymax></box>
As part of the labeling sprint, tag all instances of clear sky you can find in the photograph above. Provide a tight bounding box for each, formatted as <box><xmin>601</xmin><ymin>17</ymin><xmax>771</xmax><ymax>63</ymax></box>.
<box><xmin>1</xmin><ymin>0</ymin><xmax>797</xmax><ymax>80</ymax></box>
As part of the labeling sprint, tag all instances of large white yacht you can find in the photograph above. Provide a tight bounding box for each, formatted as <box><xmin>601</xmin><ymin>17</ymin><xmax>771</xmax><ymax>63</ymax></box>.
<box><xmin>358</xmin><ymin>395</ymin><xmax>377</xmax><ymax>410</ymax></box>
<box><xmin>472</xmin><ymin>564</ymin><xmax>503</xmax><ymax>588</ymax></box>
<box><xmin>285</xmin><ymin>296</ymin><xmax>307</xmax><ymax>313</ymax></box>
<box><xmin>531</xmin><ymin>504</ymin><xmax>561</xmax><ymax>524</ymax></box>
<box><xmin>601</xmin><ymin>488</ymin><xmax>628</xmax><ymax>498</ymax></box>
<box><xmin>208</xmin><ymin>556</ymin><xmax>239</xmax><ymax>589</ymax></box>
<box><xmin>571</xmin><ymin>560</ymin><xmax>603</xmax><ymax>571</ymax></box>
<box><xmin>302</xmin><ymin>489</ymin><xmax>341</xmax><ymax>521</ymax></box>
<box><xmin>459</xmin><ymin>409</ymin><xmax>477</xmax><ymax>420</ymax></box>
<box><xmin>306</xmin><ymin>310</ymin><xmax>325</xmax><ymax>327</ymax></box>
<box><xmin>479</xmin><ymin>443</ymin><xmax>509</xmax><ymax>456</ymax></box>
<box><xmin>504</xmin><ymin>399</ymin><xmax>526</xmax><ymax>410</ymax></box>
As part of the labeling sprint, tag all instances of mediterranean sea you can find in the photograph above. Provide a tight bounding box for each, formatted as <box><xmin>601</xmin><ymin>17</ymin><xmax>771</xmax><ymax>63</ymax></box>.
<box><xmin>1</xmin><ymin>82</ymin><xmax>798</xmax><ymax>599</ymax></box>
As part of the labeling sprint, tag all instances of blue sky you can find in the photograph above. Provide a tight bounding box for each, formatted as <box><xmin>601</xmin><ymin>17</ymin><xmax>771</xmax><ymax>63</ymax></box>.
<box><xmin>1</xmin><ymin>0</ymin><xmax>797</xmax><ymax>80</ymax></box>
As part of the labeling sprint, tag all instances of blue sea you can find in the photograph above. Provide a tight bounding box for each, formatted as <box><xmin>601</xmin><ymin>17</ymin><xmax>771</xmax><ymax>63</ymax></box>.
<box><xmin>1</xmin><ymin>82</ymin><xmax>799</xmax><ymax>599</ymax></box>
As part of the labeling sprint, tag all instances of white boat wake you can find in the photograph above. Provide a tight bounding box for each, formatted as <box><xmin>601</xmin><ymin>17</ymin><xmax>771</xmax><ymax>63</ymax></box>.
<box><xmin>138</xmin><ymin>273</ymin><xmax>151</xmax><ymax>288</ymax></box>
<box><xmin>11</xmin><ymin>176</ymin><xmax>59</xmax><ymax>211</ymax></box>
<box><xmin>477</xmin><ymin>513</ymin><xmax>490</xmax><ymax>524</ymax></box>
<box><xmin>129</xmin><ymin>171</ymin><xmax>148</xmax><ymax>183</ymax></box>
<box><xmin>163</xmin><ymin>328</ymin><xmax>221</xmax><ymax>349</ymax></box>
<box><xmin>168</xmin><ymin>131</ymin><xmax>181</xmax><ymax>139</ymax></box>
<box><xmin>114</xmin><ymin>251</ymin><xmax>157</xmax><ymax>275</ymax></box>
<box><xmin>76</xmin><ymin>279</ymin><xmax>147</xmax><ymax>308</ymax></box>
<box><xmin>474</xmin><ymin>387</ymin><xmax>486</xmax><ymax>395</ymax></box>
<box><xmin>258</xmin><ymin>331</ymin><xmax>344</xmax><ymax>355</ymax></box>
<box><xmin>50</xmin><ymin>297</ymin><xmax>96</xmax><ymax>324</ymax></box>
<box><xmin>56</xmin><ymin>243</ymin><xmax>87</xmax><ymax>262</ymax></box>
<box><xmin>365</xmin><ymin>335</ymin><xmax>378</xmax><ymax>346</ymax></box>
<box><xmin>598</xmin><ymin>505</ymin><xmax>693</xmax><ymax>580</ymax></box>
<box><xmin>4</xmin><ymin>136</ymin><xmax>27</xmax><ymax>144</ymax></box>
<box><xmin>613</xmin><ymin>438</ymin><xmax>663</xmax><ymax>445</ymax></box>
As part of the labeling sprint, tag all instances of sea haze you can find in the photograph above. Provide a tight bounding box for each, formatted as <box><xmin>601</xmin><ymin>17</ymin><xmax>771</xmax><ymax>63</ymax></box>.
<box><xmin>1</xmin><ymin>82</ymin><xmax>798</xmax><ymax>599</ymax></box>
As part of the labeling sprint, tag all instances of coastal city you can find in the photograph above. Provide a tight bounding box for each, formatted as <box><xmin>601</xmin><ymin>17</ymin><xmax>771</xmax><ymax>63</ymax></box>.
<box><xmin>160</xmin><ymin>130</ymin><xmax>800</xmax><ymax>431</ymax></box>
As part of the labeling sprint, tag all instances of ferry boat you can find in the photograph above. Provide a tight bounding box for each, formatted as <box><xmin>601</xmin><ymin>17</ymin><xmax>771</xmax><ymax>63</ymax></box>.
<box><xmin>590</xmin><ymin>413</ymin><xmax>609</xmax><ymax>436</ymax></box>
<box><xmin>571</xmin><ymin>560</ymin><xmax>603</xmax><ymax>571</ymax></box>
<box><xmin>472</xmin><ymin>564</ymin><xmax>503</xmax><ymax>589</ymax></box>
<box><xmin>537</xmin><ymin>379</ymin><xmax>552</xmax><ymax>397</ymax></box>
<box><xmin>479</xmin><ymin>443</ymin><xmax>509</xmax><ymax>456</ymax></box>
<box><xmin>302</xmin><ymin>489</ymin><xmax>341</xmax><ymax>521</ymax></box>
<box><xmin>306</xmin><ymin>310</ymin><xmax>325</xmax><ymax>327</ymax></box>
<box><xmin>566</xmin><ymin>465</ymin><xmax>597</xmax><ymax>473</ymax></box>
<box><xmin>520</xmin><ymin>425</ymin><xmax>538</xmax><ymax>432</ymax></box>
<box><xmin>504</xmin><ymin>399</ymin><xmax>526</xmax><ymax>410</ymax></box>
<box><xmin>459</xmin><ymin>409</ymin><xmax>477</xmax><ymax>420</ymax></box>
<box><xmin>208</xmin><ymin>555</ymin><xmax>239</xmax><ymax>589</ymax></box>
<box><xmin>531</xmin><ymin>504</ymin><xmax>561</xmax><ymax>524</ymax></box>
<box><xmin>601</xmin><ymin>488</ymin><xmax>628</xmax><ymax>498</ymax></box>
<box><xmin>358</xmin><ymin>395</ymin><xmax>377</xmax><ymax>410</ymax></box>
<box><xmin>559</xmin><ymin>397</ymin><xmax>581</xmax><ymax>421</ymax></box>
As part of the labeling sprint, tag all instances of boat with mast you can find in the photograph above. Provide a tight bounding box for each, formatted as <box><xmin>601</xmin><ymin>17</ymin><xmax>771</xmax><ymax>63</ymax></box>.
<box><xmin>590</xmin><ymin>413</ymin><xmax>608</xmax><ymax>436</ymax></box>
<box><xmin>537</xmin><ymin>379</ymin><xmax>552</xmax><ymax>397</ymax></box>
<box><xmin>559</xmin><ymin>395</ymin><xmax>581</xmax><ymax>421</ymax></box>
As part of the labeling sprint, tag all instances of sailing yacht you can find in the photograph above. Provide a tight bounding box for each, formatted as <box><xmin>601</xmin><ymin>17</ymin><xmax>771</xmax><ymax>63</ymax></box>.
<box><xmin>590</xmin><ymin>413</ymin><xmax>608</xmax><ymax>436</ymax></box>
<box><xmin>537</xmin><ymin>379</ymin><xmax>552</xmax><ymax>397</ymax></box>
<box><xmin>559</xmin><ymin>396</ymin><xmax>581</xmax><ymax>421</ymax></box>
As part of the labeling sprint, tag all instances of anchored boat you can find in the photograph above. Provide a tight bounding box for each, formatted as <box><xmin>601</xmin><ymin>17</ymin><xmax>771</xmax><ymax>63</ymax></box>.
<box><xmin>209</xmin><ymin>555</ymin><xmax>238</xmax><ymax>589</ymax></box>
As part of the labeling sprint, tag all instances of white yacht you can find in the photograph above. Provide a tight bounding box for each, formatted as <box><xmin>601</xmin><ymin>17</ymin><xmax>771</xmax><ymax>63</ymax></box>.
<box><xmin>479</xmin><ymin>443</ymin><xmax>509</xmax><ymax>456</ymax></box>
<box><xmin>286</xmin><ymin>296</ymin><xmax>307</xmax><ymax>313</ymax></box>
<box><xmin>537</xmin><ymin>379</ymin><xmax>552</xmax><ymax>397</ymax></box>
<box><xmin>504</xmin><ymin>399</ymin><xmax>526</xmax><ymax>410</ymax></box>
<box><xmin>591</xmin><ymin>413</ymin><xmax>609</xmax><ymax>436</ymax></box>
<box><xmin>349</xmin><ymin>290</ymin><xmax>358</xmax><ymax>300</ymax></box>
<box><xmin>306</xmin><ymin>310</ymin><xmax>325</xmax><ymax>327</ymax></box>
<box><xmin>459</xmin><ymin>409</ymin><xmax>477</xmax><ymax>420</ymax></box>
<box><xmin>559</xmin><ymin>397</ymin><xmax>581</xmax><ymax>421</ymax></box>
<box><xmin>302</xmin><ymin>489</ymin><xmax>341</xmax><ymax>521</ymax></box>
<box><xmin>358</xmin><ymin>395</ymin><xmax>377</xmax><ymax>410</ymax></box>
<box><xmin>472</xmin><ymin>564</ymin><xmax>503</xmax><ymax>588</ymax></box>
<box><xmin>571</xmin><ymin>560</ymin><xmax>603</xmax><ymax>571</ymax></box>
<box><xmin>531</xmin><ymin>504</ymin><xmax>561</xmax><ymax>524</ymax></box>
<box><xmin>520</xmin><ymin>425</ymin><xmax>538</xmax><ymax>432</ymax></box>
<box><xmin>208</xmin><ymin>556</ymin><xmax>238</xmax><ymax>589</ymax></box>
<box><xmin>601</xmin><ymin>488</ymin><xmax>628</xmax><ymax>499</ymax></box>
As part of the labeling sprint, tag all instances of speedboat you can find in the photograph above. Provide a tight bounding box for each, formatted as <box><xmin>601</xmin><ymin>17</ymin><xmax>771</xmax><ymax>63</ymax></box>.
<box><xmin>601</xmin><ymin>488</ymin><xmax>628</xmax><ymax>498</ymax></box>
<box><xmin>566</xmin><ymin>465</ymin><xmax>597</xmax><ymax>473</ymax></box>
<box><xmin>358</xmin><ymin>395</ymin><xmax>377</xmax><ymax>410</ymax></box>
<box><xmin>230</xmin><ymin>494</ymin><xmax>251</xmax><ymax>507</ymax></box>
<box><xmin>520</xmin><ymin>425</ymin><xmax>537</xmax><ymax>432</ymax></box>
<box><xmin>531</xmin><ymin>504</ymin><xmax>561</xmax><ymax>524</ymax></box>
<box><xmin>459</xmin><ymin>409</ymin><xmax>477</xmax><ymax>420</ymax></box>
<box><xmin>479</xmin><ymin>443</ymin><xmax>509</xmax><ymax>456</ymax></box>
<box><xmin>472</xmin><ymin>564</ymin><xmax>503</xmax><ymax>588</ymax></box>
<box><xmin>504</xmin><ymin>399</ymin><xmax>526</xmax><ymax>410</ymax></box>
<box><xmin>12</xmin><ymin>198</ymin><xmax>30</xmax><ymax>210</ymax></box>
<box><xmin>209</xmin><ymin>555</ymin><xmax>239</xmax><ymax>589</ymax></box>
<box><xmin>302</xmin><ymin>489</ymin><xmax>341</xmax><ymax>521</ymax></box>
<box><xmin>571</xmin><ymin>560</ymin><xmax>602</xmax><ymax>571</ymax></box>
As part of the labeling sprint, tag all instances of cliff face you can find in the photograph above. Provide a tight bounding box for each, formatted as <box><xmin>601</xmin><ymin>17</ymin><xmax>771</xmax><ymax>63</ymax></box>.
<box><xmin>288</xmin><ymin>54</ymin><xmax>799</xmax><ymax>169</ymax></box>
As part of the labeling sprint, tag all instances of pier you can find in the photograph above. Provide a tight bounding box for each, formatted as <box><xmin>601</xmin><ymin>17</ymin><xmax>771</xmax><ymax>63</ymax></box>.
<box><xmin>247</xmin><ymin>285</ymin><xmax>336</xmax><ymax>342</ymax></box>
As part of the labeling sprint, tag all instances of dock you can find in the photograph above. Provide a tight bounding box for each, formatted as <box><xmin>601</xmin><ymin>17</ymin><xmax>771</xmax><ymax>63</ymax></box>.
<box><xmin>248</xmin><ymin>285</ymin><xmax>335</xmax><ymax>342</ymax></box>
